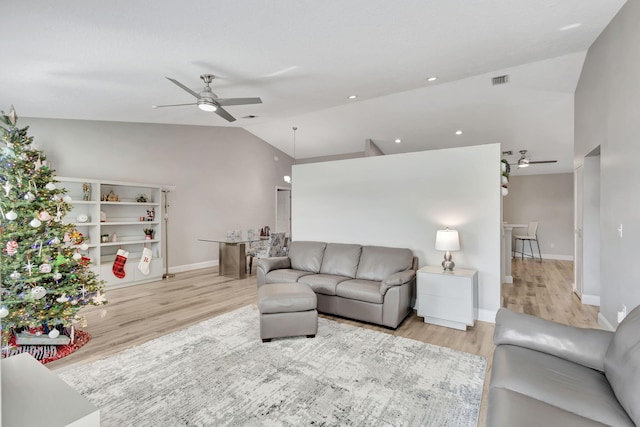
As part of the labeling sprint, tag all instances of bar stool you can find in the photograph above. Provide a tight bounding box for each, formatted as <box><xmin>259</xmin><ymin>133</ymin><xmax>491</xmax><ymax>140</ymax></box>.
<box><xmin>513</xmin><ymin>221</ymin><xmax>542</xmax><ymax>261</ymax></box>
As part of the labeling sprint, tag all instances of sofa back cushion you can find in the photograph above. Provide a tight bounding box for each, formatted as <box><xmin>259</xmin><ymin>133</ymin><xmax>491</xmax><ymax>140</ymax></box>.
<box><xmin>288</xmin><ymin>241</ymin><xmax>327</xmax><ymax>273</ymax></box>
<box><xmin>320</xmin><ymin>243</ymin><xmax>362</xmax><ymax>278</ymax></box>
<box><xmin>604</xmin><ymin>304</ymin><xmax>640</xmax><ymax>426</ymax></box>
<box><xmin>356</xmin><ymin>246</ymin><xmax>413</xmax><ymax>281</ymax></box>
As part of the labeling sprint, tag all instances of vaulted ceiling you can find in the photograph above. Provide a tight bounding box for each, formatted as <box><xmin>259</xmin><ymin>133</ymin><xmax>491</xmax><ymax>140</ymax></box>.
<box><xmin>1</xmin><ymin>1</ymin><xmax>626</xmax><ymax>175</ymax></box>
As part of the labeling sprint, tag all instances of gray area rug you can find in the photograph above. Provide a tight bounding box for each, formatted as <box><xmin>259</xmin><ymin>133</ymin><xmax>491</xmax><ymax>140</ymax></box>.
<box><xmin>58</xmin><ymin>305</ymin><xmax>487</xmax><ymax>426</ymax></box>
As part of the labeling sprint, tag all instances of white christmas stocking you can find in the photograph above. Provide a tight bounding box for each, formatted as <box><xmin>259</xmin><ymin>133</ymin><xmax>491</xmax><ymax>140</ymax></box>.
<box><xmin>138</xmin><ymin>247</ymin><xmax>153</xmax><ymax>275</ymax></box>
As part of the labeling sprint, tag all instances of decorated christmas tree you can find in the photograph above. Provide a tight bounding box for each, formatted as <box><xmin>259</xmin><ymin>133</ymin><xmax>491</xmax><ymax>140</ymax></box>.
<box><xmin>0</xmin><ymin>106</ymin><xmax>106</xmax><ymax>359</ymax></box>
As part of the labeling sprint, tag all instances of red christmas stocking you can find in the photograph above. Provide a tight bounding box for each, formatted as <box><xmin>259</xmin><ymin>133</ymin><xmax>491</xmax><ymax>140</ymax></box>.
<box><xmin>112</xmin><ymin>249</ymin><xmax>129</xmax><ymax>279</ymax></box>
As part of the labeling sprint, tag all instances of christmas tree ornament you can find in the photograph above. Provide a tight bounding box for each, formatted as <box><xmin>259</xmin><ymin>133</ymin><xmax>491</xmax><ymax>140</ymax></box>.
<box><xmin>112</xmin><ymin>249</ymin><xmax>129</xmax><ymax>279</ymax></box>
<box><xmin>53</xmin><ymin>272</ymin><xmax>63</xmax><ymax>281</ymax></box>
<box><xmin>2</xmin><ymin>181</ymin><xmax>12</xmax><ymax>196</ymax></box>
<box><xmin>138</xmin><ymin>247</ymin><xmax>153</xmax><ymax>275</ymax></box>
<box><xmin>24</xmin><ymin>257</ymin><xmax>34</xmax><ymax>275</ymax></box>
<box><xmin>70</xmin><ymin>299</ymin><xmax>78</xmax><ymax>305</ymax></box>
<box><xmin>39</xmin><ymin>263</ymin><xmax>52</xmax><ymax>273</ymax></box>
<box><xmin>93</xmin><ymin>292</ymin><xmax>107</xmax><ymax>304</ymax></box>
<box><xmin>45</xmin><ymin>182</ymin><xmax>56</xmax><ymax>191</ymax></box>
<box><xmin>6</xmin><ymin>240</ymin><xmax>18</xmax><ymax>256</ymax></box>
<box><xmin>30</xmin><ymin>218</ymin><xmax>41</xmax><ymax>227</ymax></box>
<box><xmin>51</xmin><ymin>236</ymin><xmax>61</xmax><ymax>245</ymax></box>
<box><xmin>56</xmin><ymin>294</ymin><xmax>68</xmax><ymax>302</ymax></box>
<box><xmin>63</xmin><ymin>195</ymin><xmax>72</xmax><ymax>203</ymax></box>
<box><xmin>80</xmin><ymin>242</ymin><xmax>89</xmax><ymax>251</ymax></box>
<box><xmin>31</xmin><ymin>286</ymin><xmax>47</xmax><ymax>300</ymax></box>
<box><xmin>10</xmin><ymin>270</ymin><xmax>21</xmax><ymax>279</ymax></box>
<box><xmin>52</xmin><ymin>194</ymin><xmax>61</xmax><ymax>201</ymax></box>
<box><xmin>0</xmin><ymin>306</ymin><xmax>9</xmax><ymax>318</ymax></box>
<box><xmin>24</xmin><ymin>191</ymin><xmax>35</xmax><ymax>201</ymax></box>
<box><xmin>37</xmin><ymin>210</ymin><xmax>51</xmax><ymax>221</ymax></box>
<box><xmin>6</xmin><ymin>105</ymin><xmax>17</xmax><ymax>125</ymax></box>
<box><xmin>48</xmin><ymin>329</ymin><xmax>60</xmax><ymax>339</ymax></box>
<box><xmin>6</xmin><ymin>209</ymin><xmax>17</xmax><ymax>220</ymax></box>
<box><xmin>72</xmin><ymin>252</ymin><xmax>82</xmax><ymax>261</ymax></box>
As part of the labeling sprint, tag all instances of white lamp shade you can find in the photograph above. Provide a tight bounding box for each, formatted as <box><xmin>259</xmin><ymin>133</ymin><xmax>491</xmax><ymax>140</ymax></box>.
<box><xmin>435</xmin><ymin>229</ymin><xmax>460</xmax><ymax>251</ymax></box>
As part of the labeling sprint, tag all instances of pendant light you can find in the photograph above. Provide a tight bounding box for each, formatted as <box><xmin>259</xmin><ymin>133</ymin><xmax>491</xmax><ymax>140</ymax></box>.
<box><xmin>284</xmin><ymin>126</ymin><xmax>297</xmax><ymax>184</ymax></box>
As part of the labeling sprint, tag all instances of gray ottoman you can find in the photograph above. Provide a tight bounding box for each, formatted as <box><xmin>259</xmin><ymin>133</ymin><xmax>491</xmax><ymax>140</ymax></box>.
<box><xmin>257</xmin><ymin>282</ymin><xmax>318</xmax><ymax>342</ymax></box>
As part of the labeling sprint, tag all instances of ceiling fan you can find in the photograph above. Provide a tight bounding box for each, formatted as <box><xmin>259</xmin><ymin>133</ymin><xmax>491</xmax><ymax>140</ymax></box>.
<box><xmin>504</xmin><ymin>150</ymin><xmax>558</xmax><ymax>168</ymax></box>
<box><xmin>152</xmin><ymin>74</ymin><xmax>262</xmax><ymax>122</ymax></box>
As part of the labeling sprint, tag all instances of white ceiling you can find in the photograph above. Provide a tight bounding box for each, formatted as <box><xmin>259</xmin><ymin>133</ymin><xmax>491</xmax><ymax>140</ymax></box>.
<box><xmin>1</xmin><ymin>1</ymin><xmax>626</xmax><ymax>175</ymax></box>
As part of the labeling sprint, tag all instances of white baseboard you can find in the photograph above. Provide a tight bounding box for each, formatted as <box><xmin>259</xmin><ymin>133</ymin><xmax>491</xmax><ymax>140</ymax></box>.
<box><xmin>478</xmin><ymin>309</ymin><xmax>498</xmax><ymax>324</ymax></box>
<box><xmin>511</xmin><ymin>252</ymin><xmax>573</xmax><ymax>261</ymax></box>
<box><xmin>581</xmin><ymin>294</ymin><xmax>600</xmax><ymax>307</ymax></box>
<box><xmin>169</xmin><ymin>260</ymin><xmax>218</xmax><ymax>274</ymax></box>
<box><xmin>598</xmin><ymin>312</ymin><xmax>615</xmax><ymax>331</ymax></box>
<box><xmin>541</xmin><ymin>254</ymin><xmax>574</xmax><ymax>261</ymax></box>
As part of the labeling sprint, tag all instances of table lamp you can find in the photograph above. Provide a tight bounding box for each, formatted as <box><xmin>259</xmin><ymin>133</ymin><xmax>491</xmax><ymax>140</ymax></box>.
<box><xmin>435</xmin><ymin>228</ymin><xmax>460</xmax><ymax>271</ymax></box>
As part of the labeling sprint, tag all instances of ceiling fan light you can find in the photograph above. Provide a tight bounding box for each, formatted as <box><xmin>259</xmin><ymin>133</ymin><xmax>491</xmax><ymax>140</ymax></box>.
<box><xmin>198</xmin><ymin>101</ymin><xmax>217</xmax><ymax>112</ymax></box>
<box><xmin>518</xmin><ymin>158</ymin><xmax>529</xmax><ymax>167</ymax></box>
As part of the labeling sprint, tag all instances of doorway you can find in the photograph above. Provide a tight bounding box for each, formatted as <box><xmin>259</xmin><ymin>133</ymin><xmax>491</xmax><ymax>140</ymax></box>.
<box><xmin>579</xmin><ymin>146</ymin><xmax>601</xmax><ymax>306</ymax></box>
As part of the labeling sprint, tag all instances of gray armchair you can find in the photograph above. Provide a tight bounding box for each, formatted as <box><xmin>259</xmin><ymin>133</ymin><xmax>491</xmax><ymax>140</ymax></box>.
<box><xmin>487</xmin><ymin>306</ymin><xmax>640</xmax><ymax>426</ymax></box>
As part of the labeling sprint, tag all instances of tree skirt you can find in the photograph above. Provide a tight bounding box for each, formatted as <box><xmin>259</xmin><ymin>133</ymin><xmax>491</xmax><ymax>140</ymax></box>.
<box><xmin>1</xmin><ymin>330</ymin><xmax>91</xmax><ymax>364</ymax></box>
<box><xmin>58</xmin><ymin>306</ymin><xmax>487</xmax><ymax>426</ymax></box>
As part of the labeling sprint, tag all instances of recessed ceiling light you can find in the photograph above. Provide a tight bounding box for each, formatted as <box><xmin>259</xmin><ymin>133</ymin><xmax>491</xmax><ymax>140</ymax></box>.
<box><xmin>426</xmin><ymin>76</ymin><xmax>438</xmax><ymax>82</ymax></box>
<box><xmin>560</xmin><ymin>23</ymin><xmax>582</xmax><ymax>31</ymax></box>
<box><xmin>348</xmin><ymin>95</ymin><xmax>358</xmax><ymax>99</ymax></box>
<box><xmin>395</xmin><ymin>139</ymin><xmax>401</xmax><ymax>144</ymax></box>
<box><xmin>455</xmin><ymin>130</ymin><xmax>463</xmax><ymax>135</ymax></box>
<box><xmin>242</xmin><ymin>115</ymin><xmax>259</xmax><ymax>119</ymax></box>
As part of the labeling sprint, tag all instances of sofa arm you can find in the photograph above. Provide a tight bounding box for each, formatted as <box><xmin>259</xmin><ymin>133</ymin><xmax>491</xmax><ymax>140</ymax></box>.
<box><xmin>494</xmin><ymin>308</ymin><xmax>614</xmax><ymax>371</ymax></box>
<box><xmin>380</xmin><ymin>270</ymin><xmax>415</xmax><ymax>295</ymax></box>
<box><xmin>256</xmin><ymin>257</ymin><xmax>291</xmax><ymax>287</ymax></box>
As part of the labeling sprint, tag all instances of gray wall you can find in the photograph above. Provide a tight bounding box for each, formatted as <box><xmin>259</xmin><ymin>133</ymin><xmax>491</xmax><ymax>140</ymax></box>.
<box><xmin>575</xmin><ymin>0</ymin><xmax>640</xmax><ymax>325</ymax></box>
<box><xmin>503</xmin><ymin>173</ymin><xmax>574</xmax><ymax>259</ymax></box>
<box><xmin>21</xmin><ymin>117</ymin><xmax>293</xmax><ymax>271</ymax></box>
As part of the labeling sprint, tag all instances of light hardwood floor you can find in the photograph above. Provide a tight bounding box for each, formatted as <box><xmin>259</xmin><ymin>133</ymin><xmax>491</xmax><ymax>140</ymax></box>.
<box><xmin>47</xmin><ymin>258</ymin><xmax>600</xmax><ymax>426</ymax></box>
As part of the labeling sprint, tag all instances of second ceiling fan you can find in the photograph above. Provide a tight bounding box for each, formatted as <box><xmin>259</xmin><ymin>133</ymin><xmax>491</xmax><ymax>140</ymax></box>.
<box><xmin>153</xmin><ymin>74</ymin><xmax>262</xmax><ymax>122</ymax></box>
<box><xmin>508</xmin><ymin>150</ymin><xmax>557</xmax><ymax>168</ymax></box>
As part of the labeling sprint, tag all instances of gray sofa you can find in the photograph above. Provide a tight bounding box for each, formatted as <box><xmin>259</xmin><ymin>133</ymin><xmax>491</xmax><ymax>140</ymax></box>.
<box><xmin>487</xmin><ymin>306</ymin><xmax>640</xmax><ymax>427</ymax></box>
<box><xmin>256</xmin><ymin>241</ymin><xmax>417</xmax><ymax>329</ymax></box>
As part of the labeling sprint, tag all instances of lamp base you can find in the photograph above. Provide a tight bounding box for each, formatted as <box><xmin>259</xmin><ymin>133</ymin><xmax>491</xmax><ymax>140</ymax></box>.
<box><xmin>442</xmin><ymin>251</ymin><xmax>456</xmax><ymax>271</ymax></box>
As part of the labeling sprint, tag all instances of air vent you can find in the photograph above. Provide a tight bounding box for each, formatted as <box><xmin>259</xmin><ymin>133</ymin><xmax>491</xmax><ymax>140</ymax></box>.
<box><xmin>492</xmin><ymin>74</ymin><xmax>510</xmax><ymax>85</ymax></box>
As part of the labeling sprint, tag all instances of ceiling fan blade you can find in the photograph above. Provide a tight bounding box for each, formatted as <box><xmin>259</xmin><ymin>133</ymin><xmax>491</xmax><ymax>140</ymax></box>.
<box><xmin>215</xmin><ymin>97</ymin><xmax>262</xmax><ymax>106</ymax></box>
<box><xmin>152</xmin><ymin>103</ymin><xmax>197</xmax><ymax>109</ymax></box>
<box><xmin>214</xmin><ymin>106</ymin><xmax>236</xmax><ymax>122</ymax></box>
<box><xmin>166</xmin><ymin>77</ymin><xmax>201</xmax><ymax>99</ymax></box>
<box><xmin>528</xmin><ymin>160</ymin><xmax>558</xmax><ymax>164</ymax></box>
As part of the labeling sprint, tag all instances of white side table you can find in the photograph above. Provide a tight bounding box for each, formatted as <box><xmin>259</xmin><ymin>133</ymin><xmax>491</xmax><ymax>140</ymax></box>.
<box><xmin>416</xmin><ymin>266</ymin><xmax>478</xmax><ymax>331</ymax></box>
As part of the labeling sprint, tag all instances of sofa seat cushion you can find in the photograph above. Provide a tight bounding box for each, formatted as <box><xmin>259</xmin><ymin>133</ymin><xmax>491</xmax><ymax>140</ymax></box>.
<box><xmin>487</xmin><ymin>387</ymin><xmax>609</xmax><ymax>427</ymax></box>
<box><xmin>320</xmin><ymin>243</ymin><xmax>362</xmax><ymax>278</ymax></box>
<box><xmin>288</xmin><ymin>241</ymin><xmax>327</xmax><ymax>273</ymax></box>
<box><xmin>258</xmin><ymin>283</ymin><xmax>317</xmax><ymax>314</ymax></box>
<box><xmin>298</xmin><ymin>274</ymin><xmax>351</xmax><ymax>296</ymax></box>
<box><xmin>491</xmin><ymin>345</ymin><xmax>634</xmax><ymax>427</ymax></box>
<box><xmin>265</xmin><ymin>269</ymin><xmax>313</xmax><ymax>284</ymax></box>
<box><xmin>336</xmin><ymin>279</ymin><xmax>383</xmax><ymax>304</ymax></box>
<box><xmin>356</xmin><ymin>246</ymin><xmax>413</xmax><ymax>282</ymax></box>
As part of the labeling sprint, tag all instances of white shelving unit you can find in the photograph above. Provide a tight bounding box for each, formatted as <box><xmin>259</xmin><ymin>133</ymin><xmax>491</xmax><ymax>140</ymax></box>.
<box><xmin>58</xmin><ymin>177</ymin><xmax>164</xmax><ymax>288</ymax></box>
